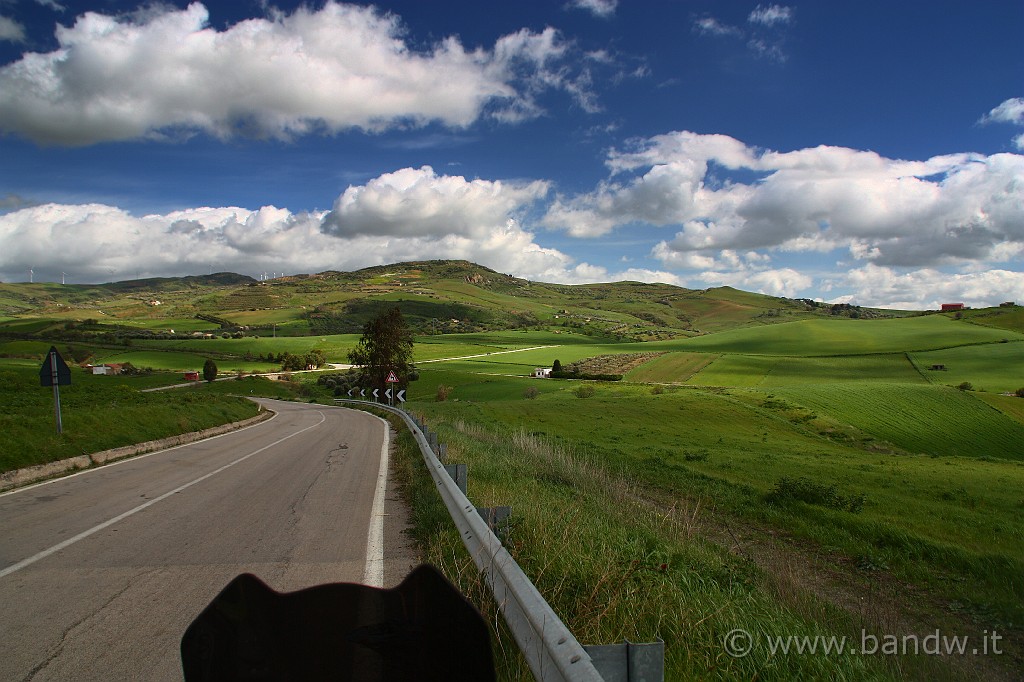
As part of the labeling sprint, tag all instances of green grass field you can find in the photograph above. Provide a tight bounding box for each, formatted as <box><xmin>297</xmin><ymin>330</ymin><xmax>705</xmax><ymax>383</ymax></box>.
<box><xmin>401</xmin><ymin>375</ymin><xmax>1024</xmax><ymax>679</ymax></box>
<box><xmin>625</xmin><ymin>352</ymin><xmax>717</xmax><ymax>383</ymax></box>
<box><xmin>385</xmin><ymin>311</ymin><xmax>1024</xmax><ymax>679</ymax></box>
<box><xmin>684</xmin><ymin>353</ymin><xmax>931</xmax><ymax>387</ymax></box>
<box><xmin>0</xmin><ymin>366</ymin><xmax>264</xmax><ymax>472</ymax></box>
<box><xmin>911</xmin><ymin>341</ymin><xmax>1024</xmax><ymax>393</ymax></box>
<box><xmin>650</xmin><ymin>316</ymin><xmax>1023</xmax><ymax>356</ymax></box>
<box><xmin>771</xmin><ymin>383</ymin><xmax>1024</xmax><ymax>459</ymax></box>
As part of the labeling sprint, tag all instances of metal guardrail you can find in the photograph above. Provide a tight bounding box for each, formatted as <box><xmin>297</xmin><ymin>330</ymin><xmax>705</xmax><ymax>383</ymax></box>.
<box><xmin>336</xmin><ymin>399</ymin><xmax>606</xmax><ymax>681</ymax></box>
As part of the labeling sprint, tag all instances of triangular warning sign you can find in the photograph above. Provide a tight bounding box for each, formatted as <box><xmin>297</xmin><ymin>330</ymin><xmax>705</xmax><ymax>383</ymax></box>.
<box><xmin>386</xmin><ymin>370</ymin><xmax>399</xmax><ymax>383</ymax></box>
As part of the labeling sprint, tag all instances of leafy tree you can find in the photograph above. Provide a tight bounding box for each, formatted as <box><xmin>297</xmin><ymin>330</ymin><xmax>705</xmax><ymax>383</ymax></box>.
<box><xmin>280</xmin><ymin>350</ymin><xmax>327</xmax><ymax>371</ymax></box>
<box><xmin>552</xmin><ymin>359</ymin><xmax>562</xmax><ymax>373</ymax></box>
<box><xmin>280</xmin><ymin>352</ymin><xmax>306</xmax><ymax>371</ymax></box>
<box><xmin>202</xmin><ymin>358</ymin><xmax>218</xmax><ymax>382</ymax></box>
<box><xmin>305</xmin><ymin>349</ymin><xmax>327</xmax><ymax>369</ymax></box>
<box><xmin>348</xmin><ymin>307</ymin><xmax>415</xmax><ymax>387</ymax></box>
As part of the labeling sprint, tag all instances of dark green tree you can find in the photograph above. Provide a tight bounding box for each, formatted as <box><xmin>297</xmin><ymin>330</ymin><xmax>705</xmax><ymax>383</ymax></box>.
<box><xmin>280</xmin><ymin>352</ymin><xmax>305</xmax><ymax>371</ymax></box>
<box><xmin>305</xmin><ymin>349</ymin><xmax>327</xmax><ymax>369</ymax></box>
<box><xmin>348</xmin><ymin>307</ymin><xmax>415</xmax><ymax>387</ymax></box>
<box><xmin>202</xmin><ymin>358</ymin><xmax>218</xmax><ymax>382</ymax></box>
<box><xmin>552</xmin><ymin>359</ymin><xmax>562</xmax><ymax>373</ymax></box>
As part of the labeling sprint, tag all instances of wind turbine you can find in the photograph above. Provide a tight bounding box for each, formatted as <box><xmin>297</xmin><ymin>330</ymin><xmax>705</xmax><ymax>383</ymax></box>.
<box><xmin>29</xmin><ymin>267</ymin><xmax>33</xmax><ymax>283</ymax></box>
<box><xmin>61</xmin><ymin>272</ymin><xmax>66</xmax><ymax>285</ymax></box>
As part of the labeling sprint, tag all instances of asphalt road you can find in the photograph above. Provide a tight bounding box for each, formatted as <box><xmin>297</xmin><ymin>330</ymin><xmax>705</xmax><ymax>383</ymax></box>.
<box><xmin>0</xmin><ymin>399</ymin><xmax>416</xmax><ymax>681</ymax></box>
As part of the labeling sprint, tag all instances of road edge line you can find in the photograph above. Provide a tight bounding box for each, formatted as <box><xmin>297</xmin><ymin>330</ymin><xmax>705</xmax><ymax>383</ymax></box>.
<box><xmin>363</xmin><ymin>414</ymin><xmax>390</xmax><ymax>588</ymax></box>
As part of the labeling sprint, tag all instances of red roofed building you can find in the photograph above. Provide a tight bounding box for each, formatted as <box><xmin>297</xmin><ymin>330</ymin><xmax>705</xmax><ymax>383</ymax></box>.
<box><xmin>941</xmin><ymin>303</ymin><xmax>965</xmax><ymax>312</ymax></box>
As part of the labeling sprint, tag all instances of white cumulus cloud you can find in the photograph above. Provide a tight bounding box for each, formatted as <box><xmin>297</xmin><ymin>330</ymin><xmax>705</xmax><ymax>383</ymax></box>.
<box><xmin>825</xmin><ymin>264</ymin><xmax>1024</xmax><ymax>310</ymax></box>
<box><xmin>0</xmin><ymin>168</ymin><xmax>618</xmax><ymax>286</ymax></box>
<box><xmin>981</xmin><ymin>97</ymin><xmax>1024</xmax><ymax>150</ymax></box>
<box><xmin>748</xmin><ymin>5</ymin><xmax>794</xmax><ymax>26</ymax></box>
<box><xmin>568</xmin><ymin>0</ymin><xmax>618</xmax><ymax>18</ymax></box>
<box><xmin>322</xmin><ymin>166</ymin><xmax>549</xmax><ymax>240</ymax></box>
<box><xmin>544</xmin><ymin>131</ymin><xmax>1024</xmax><ymax>272</ymax></box>
<box><xmin>0</xmin><ymin>2</ymin><xmax>587</xmax><ymax>145</ymax></box>
<box><xmin>981</xmin><ymin>97</ymin><xmax>1024</xmax><ymax>125</ymax></box>
<box><xmin>0</xmin><ymin>15</ymin><xmax>25</xmax><ymax>43</ymax></box>
<box><xmin>700</xmin><ymin>267</ymin><xmax>811</xmax><ymax>298</ymax></box>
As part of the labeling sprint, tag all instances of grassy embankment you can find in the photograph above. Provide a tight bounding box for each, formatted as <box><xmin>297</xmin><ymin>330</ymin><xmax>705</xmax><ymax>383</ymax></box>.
<box><xmin>0</xmin><ymin>364</ymin><xmax>301</xmax><ymax>473</ymax></box>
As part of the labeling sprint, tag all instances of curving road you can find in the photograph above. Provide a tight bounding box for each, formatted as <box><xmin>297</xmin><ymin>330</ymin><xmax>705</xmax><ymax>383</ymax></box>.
<box><xmin>0</xmin><ymin>399</ymin><xmax>415</xmax><ymax>681</ymax></box>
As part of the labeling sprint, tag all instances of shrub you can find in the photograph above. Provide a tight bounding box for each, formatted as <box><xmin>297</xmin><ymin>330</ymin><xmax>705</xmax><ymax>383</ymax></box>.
<box><xmin>202</xmin><ymin>358</ymin><xmax>218</xmax><ymax>382</ymax></box>
<box><xmin>766</xmin><ymin>476</ymin><xmax>866</xmax><ymax>513</ymax></box>
<box><xmin>573</xmin><ymin>384</ymin><xmax>595</xmax><ymax>399</ymax></box>
<box><xmin>1016</xmin><ymin>387</ymin><xmax>1024</xmax><ymax>398</ymax></box>
<box><xmin>436</xmin><ymin>384</ymin><xmax>453</xmax><ymax>402</ymax></box>
<box><xmin>523</xmin><ymin>386</ymin><xmax>540</xmax><ymax>400</ymax></box>
<box><xmin>651</xmin><ymin>385</ymin><xmax>665</xmax><ymax>395</ymax></box>
<box><xmin>957</xmin><ymin>381</ymin><xmax>973</xmax><ymax>391</ymax></box>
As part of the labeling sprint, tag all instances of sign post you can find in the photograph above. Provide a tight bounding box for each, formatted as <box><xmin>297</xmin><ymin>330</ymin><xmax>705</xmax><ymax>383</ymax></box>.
<box><xmin>385</xmin><ymin>370</ymin><xmax>399</xmax><ymax>406</ymax></box>
<box><xmin>39</xmin><ymin>346</ymin><xmax>72</xmax><ymax>434</ymax></box>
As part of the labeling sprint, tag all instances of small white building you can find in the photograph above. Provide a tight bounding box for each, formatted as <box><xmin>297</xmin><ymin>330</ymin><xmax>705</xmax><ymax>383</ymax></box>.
<box><xmin>532</xmin><ymin>367</ymin><xmax>552</xmax><ymax>378</ymax></box>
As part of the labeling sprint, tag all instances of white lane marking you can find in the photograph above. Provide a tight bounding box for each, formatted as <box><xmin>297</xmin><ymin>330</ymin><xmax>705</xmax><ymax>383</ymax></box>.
<box><xmin>0</xmin><ymin>411</ymin><xmax>326</xmax><ymax>580</ymax></box>
<box><xmin>362</xmin><ymin>415</ymin><xmax>390</xmax><ymax>588</ymax></box>
<box><xmin>0</xmin><ymin>408</ymin><xmax>279</xmax><ymax>499</ymax></box>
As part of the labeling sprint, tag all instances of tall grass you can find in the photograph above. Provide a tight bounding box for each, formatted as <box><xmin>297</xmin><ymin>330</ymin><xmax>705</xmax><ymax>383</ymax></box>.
<box><xmin>392</xmin><ymin>414</ymin><xmax>939</xmax><ymax>680</ymax></box>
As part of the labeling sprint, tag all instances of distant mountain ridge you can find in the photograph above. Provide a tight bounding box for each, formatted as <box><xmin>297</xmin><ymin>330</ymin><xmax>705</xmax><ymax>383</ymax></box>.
<box><xmin>0</xmin><ymin>260</ymin><xmax>910</xmax><ymax>340</ymax></box>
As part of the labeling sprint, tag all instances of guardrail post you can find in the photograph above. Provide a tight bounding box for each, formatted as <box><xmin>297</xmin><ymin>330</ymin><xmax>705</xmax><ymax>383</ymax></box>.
<box><xmin>443</xmin><ymin>463</ymin><xmax>467</xmax><ymax>495</ymax></box>
<box><xmin>583</xmin><ymin>640</ymin><xmax>664</xmax><ymax>682</ymax></box>
<box><xmin>476</xmin><ymin>506</ymin><xmax>511</xmax><ymax>539</ymax></box>
<box><xmin>437</xmin><ymin>443</ymin><xmax>448</xmax><ymax>462</ymax></box>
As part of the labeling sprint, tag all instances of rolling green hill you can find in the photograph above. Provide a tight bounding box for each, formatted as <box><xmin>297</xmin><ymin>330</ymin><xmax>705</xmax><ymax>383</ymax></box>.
<box><xmin>0</xmin><ymin>260</ymin><xmax>903</xmax><ymax>343</ymax></box>
<box><xmin>649</xmin><ymin>316</ymin><xmax>1023</xmax><ymax>356</ymax></box>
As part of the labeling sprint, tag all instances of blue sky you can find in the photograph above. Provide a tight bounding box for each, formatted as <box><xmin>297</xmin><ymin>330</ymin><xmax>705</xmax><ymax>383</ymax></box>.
<box><xmin>1</xmin><ymin>0</ymin><xmax>1022</xmax><ymax>309</ymax></box>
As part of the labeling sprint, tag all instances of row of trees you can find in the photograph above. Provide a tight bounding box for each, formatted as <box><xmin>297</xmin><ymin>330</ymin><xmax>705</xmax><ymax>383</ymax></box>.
<box><xmin>199</xmin><ymin>307</ymin><xmax>413</xmax><ymax>385</ymax></box>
